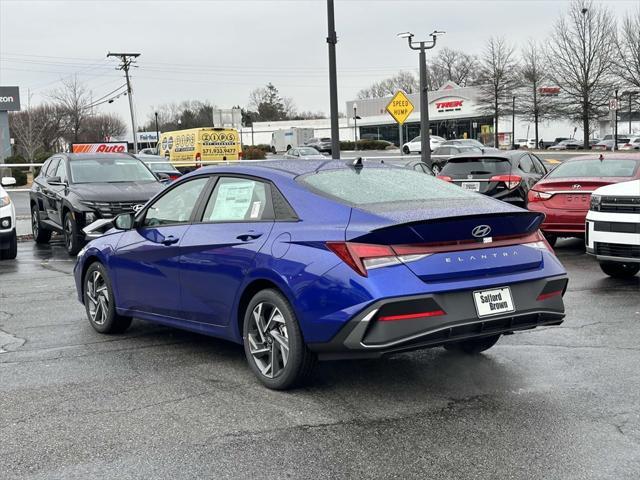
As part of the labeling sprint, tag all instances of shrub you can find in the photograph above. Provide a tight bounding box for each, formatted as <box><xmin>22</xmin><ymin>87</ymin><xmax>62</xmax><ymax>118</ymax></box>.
<box><xmin>242</xmin><ymin>147</ymin><xmax>266</xmax><ymax>160</ymax></box>
<box><xmin>340</xmin><ymin>140</ymin><xmax>391</xmax><ymax>151</ymax></box>
<box><xmin>11</xmin><ymin>168</ymin><xmax>28</xmax><ymax>186</ymax></box>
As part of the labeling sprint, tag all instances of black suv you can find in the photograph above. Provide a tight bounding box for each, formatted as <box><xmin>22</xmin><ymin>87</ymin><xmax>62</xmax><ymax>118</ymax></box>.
<box><xmin>30</xmin><ymin>153</ymin><xmax>164</xmax><ymax>255</ymax></box>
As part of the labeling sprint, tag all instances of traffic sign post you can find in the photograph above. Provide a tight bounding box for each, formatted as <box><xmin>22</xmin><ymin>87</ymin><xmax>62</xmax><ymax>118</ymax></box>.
<box><xmin>386</xmin><ymin>91</ymin><xmax>414</xmax><ymax>155</ymax></box>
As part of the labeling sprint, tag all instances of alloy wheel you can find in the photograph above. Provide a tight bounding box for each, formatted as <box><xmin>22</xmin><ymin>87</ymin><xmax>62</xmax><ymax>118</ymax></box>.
<box><xmin>432</xmin><ymin>164</ymin><xmax>441</xmax><ymax>175</ymax></box>
<box><xmin>86</xmin><ymin>270</ymin><xmax>109</xmax><ymax>325</ymax></box>
<box><xmin>64</xmin><ymin>217</ymin><xmax>73</xmax><ymax>250</ymax></box>
<box><xmin>247</xmin><ymin>302</ymin><xmax>290</xmax><ymax>379</ymax></box>
<box><xmin>32</xmin><ymin>210</ymin><xmax>39</xmax><ymax>238</ymax></box>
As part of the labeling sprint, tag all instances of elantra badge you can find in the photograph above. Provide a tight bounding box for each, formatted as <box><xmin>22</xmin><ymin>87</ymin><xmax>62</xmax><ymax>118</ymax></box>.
<box><xmin>472</xmin><ymin>224</ymin><xmax>492</xmax><ymax>238</ymax></box>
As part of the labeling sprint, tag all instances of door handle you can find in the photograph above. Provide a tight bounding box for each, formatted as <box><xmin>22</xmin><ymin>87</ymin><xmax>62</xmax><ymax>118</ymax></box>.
<box><xmin>236</xmin><ymin>232</ymin><xmax>263</xmax><ymax>242</ymax></box>
<box><xmin>161</xmin><ymin>235</ymin><xmax>179</xmax><ymax>246</ymax></box>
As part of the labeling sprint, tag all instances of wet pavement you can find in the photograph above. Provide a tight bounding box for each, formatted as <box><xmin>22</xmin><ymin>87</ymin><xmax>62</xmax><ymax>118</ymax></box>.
<box><xmin>1</xmin><ymin>238</ymin><xmax>639</xmax><ymax>479</ymax></box>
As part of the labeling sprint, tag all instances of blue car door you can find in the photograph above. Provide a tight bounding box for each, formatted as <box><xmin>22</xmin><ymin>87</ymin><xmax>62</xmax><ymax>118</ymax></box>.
<box><xmin>111</xmin><ymin>176</ymin><xmax>211</xmax><ymax>319</ymax></box>
<box><xmin>179</xmin><ymin>176</ymin><xmax>275</xmax><ymax>326</ymax></box>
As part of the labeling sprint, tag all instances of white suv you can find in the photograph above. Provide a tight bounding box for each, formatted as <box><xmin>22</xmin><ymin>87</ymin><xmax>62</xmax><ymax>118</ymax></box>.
<box><xmin>0</xmin><ymin>176</ymin><xmax>17</xmax><ymax>260</ymax></box>
<box><xmin>402</xmin><ymin>135</ymin><xmax>445</xmax><ymax>154</ymax></box>
<box><xmin>586</xmin><ymin>179</ymin><xmax>640</xmax><ymax>278</ymax></box>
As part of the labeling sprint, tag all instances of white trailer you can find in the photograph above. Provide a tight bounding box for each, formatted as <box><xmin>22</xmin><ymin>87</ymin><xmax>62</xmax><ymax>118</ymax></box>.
<box><xmin>270</xmin><ymin>128</ymin><xmax>314</xmax><ymax>153</ymax></box>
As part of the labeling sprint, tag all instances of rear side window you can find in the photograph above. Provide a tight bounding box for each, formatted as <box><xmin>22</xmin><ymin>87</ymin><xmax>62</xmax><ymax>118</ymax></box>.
<box><xmin>518</xmin><ymin>154</ymin><xmax>534</xmax><ymax>173</ymax></box>
<box><xmin>203</xmin><ymin>177</ymin><xmax>272</xmax><ymax>222</ymax></box>
<box><xmin>299</xmin><ymin>167</ymin><xmax>476</xmax><ymax>205</ymax></box>
<box><xmin>547</xmin><ymin>159</ymin><xmax>639</xmax><ymax>178</ymax></box>
<box><xmin>440</xmin><ymin>158</ymin><xmax>512</xmax><ymax>176</ymax></box>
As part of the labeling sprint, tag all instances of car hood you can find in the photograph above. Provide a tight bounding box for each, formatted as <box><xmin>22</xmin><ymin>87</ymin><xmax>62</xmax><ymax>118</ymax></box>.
<box><xmin>592</xmin><ymin>179</ymin><xmax>640</xmax><ymax>197</ymax></box>
<box><xmin>71</xmin><ymin>181</ymin><xmax>164</xmax><ymax>202</ymax></box>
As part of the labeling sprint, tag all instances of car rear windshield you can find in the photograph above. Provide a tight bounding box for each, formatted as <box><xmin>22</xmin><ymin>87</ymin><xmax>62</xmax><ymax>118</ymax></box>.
<box><xmin>440</xmin><ymin>157</ymin><xmax>512</xmax><ymax>175</ymax></box>
<box><xmin>320</xmin><ymin>138</ymin><xmax>331</xmax><ymax>142</ymax></box>
<box><xmin>145</xmin><ymin>160</ymin><xmax>178</xmax><ymax>173</ymax></box>
<box><xmin>298</xmin><ymin>167</ymin><xmax>477</xmax><ymax>205</ymax></box>
<box><xmin>546</xmin><ymin>159</ymin><xmax>639</xmax><ymax>178</ymax></box>
<box><xmin>70</xmin><ymin>157</ymin><xmax>157</xmax><ymax>183</ymax></box>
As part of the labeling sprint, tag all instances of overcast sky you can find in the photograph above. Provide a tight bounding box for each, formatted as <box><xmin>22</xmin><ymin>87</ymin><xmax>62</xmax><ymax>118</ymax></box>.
<box><xmin>0</xmin><ymin>0</ymin><xmax>636</xmax><ymax>128</ymax></box>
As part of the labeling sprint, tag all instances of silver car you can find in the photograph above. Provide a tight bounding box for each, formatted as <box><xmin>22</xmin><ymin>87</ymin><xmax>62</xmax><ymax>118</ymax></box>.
<box><xmin>283</xmin><ymin>147</ymin><xmax>326</xmax><ymax>160</ymax></box>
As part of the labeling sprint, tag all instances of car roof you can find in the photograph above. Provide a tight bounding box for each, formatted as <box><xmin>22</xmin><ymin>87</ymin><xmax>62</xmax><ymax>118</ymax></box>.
<box><xmin>561</xmin><ymin>153</ymin><xmax>640</xmax><ymax>162</ymax></box>
<box><xmin>193</xmin><ymin>159</ymin><xmax>407</xmax><ymax>180</ymax></box>
<box><xmin>59</xmin><ymin>153</ymin><xmax>136</xmax><ymax>161</ymax></box>
<box><xmin>447</xmin><ymin>150</ymin><xmax>525</xmax><ymax>162</ymax></box>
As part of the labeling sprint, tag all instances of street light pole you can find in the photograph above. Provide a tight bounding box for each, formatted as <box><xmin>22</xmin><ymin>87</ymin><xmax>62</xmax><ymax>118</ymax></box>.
<box><xmin>154</xmin><ymin>112</ymin><xmax>159</xmax><ymax>151</ymax></box>
<box><xmin>614</xmin><ymin>88</ymin><xmax>619</xmax><ymax>151</ymax></box>
<box><xmin>353</xmin><ymin>103</ymin><xmax>359</xmax><ymax>150</ymax></box>
<box><xmin>398</xmin><ymin>30</ymin><xmax>444</xmax><ymax>170</ymax></box>
<box><xmin>326</xmin><ymin>0</ymin><xmax>340</xmax><ymax>159</ymax></box>
<box><xmin>511</xmin><ymin>96</ymin><xmax>516</xmax><ymax>150</ymax></box>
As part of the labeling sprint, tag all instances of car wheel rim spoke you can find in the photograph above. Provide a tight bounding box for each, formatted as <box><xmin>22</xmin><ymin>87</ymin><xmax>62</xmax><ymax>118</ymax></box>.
<box><xmin>248</xmin><ymin>302</ymin><xmax>289</xmax><ymax>379</ymax></box>
<box><xmin>86</xmin><ymin>271</ymin><xmax>108</xmax><ymax>325</ymax></box>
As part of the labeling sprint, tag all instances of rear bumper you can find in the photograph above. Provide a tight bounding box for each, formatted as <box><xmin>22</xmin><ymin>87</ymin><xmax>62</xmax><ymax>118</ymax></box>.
<box><xmin>529</xmin><ymin>204</ymin><xmax>587</xmax><ymax>234</ymax></box>
<box><xmin>308</xmin><ymin>275</ymin><xmax>567</xmax><ymax>360</ymax></box>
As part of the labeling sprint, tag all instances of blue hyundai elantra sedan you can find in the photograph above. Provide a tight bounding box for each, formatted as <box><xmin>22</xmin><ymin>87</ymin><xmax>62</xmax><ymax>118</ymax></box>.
<box><xmin>74</xmin><ymin>159</ymin><xmax>568</xmax><ymax>389</ymax></box>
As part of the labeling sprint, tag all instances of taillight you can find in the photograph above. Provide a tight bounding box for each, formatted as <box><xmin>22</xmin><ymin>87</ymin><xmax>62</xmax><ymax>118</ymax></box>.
<box><xmin>524</xmin><ymin>231</ymin><xmax>556</xmax><ymax>255</ymax></box>
<box><xmin>239</xmin><ymin>150</ymin><xmax>244</xmax><ymax>159</ymax></box>
<box><xmin>528</xmin><ymin>190</ymin><xmax>553</xmax><ymax>203</ymax></box>
<box><xmin>490</xmin><ymin>174</ymin><xmax>522</xmax><ymax>189</ymax></box>
<box><xmin>537</xmin><ymin>290</ymin><xmax>563</xmax><ymax>301</ymax></box>
<box><xmin>169</xmin><ymin>174</ymin><xmax>180</xmax><ymax>181</ymax></box>
<box><xmin>379</xmin><ymin>309</ymin><xmax>446</xmax><ymax>321</ymax></box>
<box><xmin>436</xmin><ymin>175</ymin><xmax>452</xmax><ymax>182</ymax></box>
<box><xmin>326</xmin><ymin>242</ymin><xmax>399</xmax><ymax>277</ymax></box>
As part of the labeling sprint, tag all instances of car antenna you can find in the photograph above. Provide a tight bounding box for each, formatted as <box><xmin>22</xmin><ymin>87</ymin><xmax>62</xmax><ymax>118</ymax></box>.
<box><xmin>350</xmin><ymin>157</ymin><xmax>364</xmax><ymax>171</ymax></box>
<box><xmin>599</xmin><ymin>154</ymin><xmax>604</xmax><ymax>161</ymax></box>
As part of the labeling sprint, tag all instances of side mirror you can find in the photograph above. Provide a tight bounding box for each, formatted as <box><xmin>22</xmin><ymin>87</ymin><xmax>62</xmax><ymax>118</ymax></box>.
<box><xmin>156</xmin><ymin>172</ymin><xmax>170</xmax><ymax>182</ymax></box>
<box><xmin>48</xmin><ymin>176</ymin><xmax>66</xmax><ymax>186</ymax></box>
<box><xmin>1</xmin><ymin>176</ymin><xmax>16</xmax><ymax>187</ymax></box>
<box><xmin>114</xmin><ymin>212</ymin><xmax>135</xmax><ymax>230</ymax></box>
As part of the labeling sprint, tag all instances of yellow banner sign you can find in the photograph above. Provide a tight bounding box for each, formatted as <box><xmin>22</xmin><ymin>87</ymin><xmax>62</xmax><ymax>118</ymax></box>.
<box><xmin>386</xmin><ymin>91</ymin><xmax>414</xmax><ymax>125</ymax></box>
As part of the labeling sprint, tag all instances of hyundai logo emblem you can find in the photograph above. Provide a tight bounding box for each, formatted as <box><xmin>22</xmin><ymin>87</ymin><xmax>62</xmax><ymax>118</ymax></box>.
<box><xmin>471</xmin><ymin>224</ymin><xmax>492</xmax><ymax>238</ymax></box>
<box><xmin>572</xmin><ymin>184</ymin><xmax>581</xmax><ymax>189</ymax></box>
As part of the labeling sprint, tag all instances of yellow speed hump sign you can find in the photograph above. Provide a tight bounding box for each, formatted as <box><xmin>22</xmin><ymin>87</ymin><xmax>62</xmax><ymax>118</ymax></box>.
<box><xmin>386</xmin><ymin>91</ymin><xmax>414</xmax><ymax>125</ymax></box>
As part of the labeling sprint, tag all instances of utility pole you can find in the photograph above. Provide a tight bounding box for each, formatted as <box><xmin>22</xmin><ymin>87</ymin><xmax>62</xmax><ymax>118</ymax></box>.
<box><xmin>511</xmin><ymin>96</ymin><xmax>516</xmax><ymax>150</ymax></box>
<box><xmin>154</xmin><ymin>112</ymin><xmax>159</xmax><ymax>150</ymax></box>
<box><xmin>107</xmin><ymin>52</ymin><xmax>141</xmax><ymax>153</ymax></box>
<box><xmin>614</xmin><ymin>88</ymin><xmax>618</xmax><ymax>151</ymax></box>
<box><xmin>398</xmin><ymin>31</ymin><xmax>444</xmax><ymax>169</ymax></box>
<box><xmin>326</xmin><ymin>0</ymin><xmax>340</xmax><ymax>159</ymax></box>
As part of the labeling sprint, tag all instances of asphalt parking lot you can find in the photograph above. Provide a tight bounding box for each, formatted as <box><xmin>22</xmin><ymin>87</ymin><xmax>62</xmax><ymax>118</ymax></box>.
<box><xmin>1</xmin><ymin>236</ymin><xmax>639</xmax><ymax>479</ymax></box>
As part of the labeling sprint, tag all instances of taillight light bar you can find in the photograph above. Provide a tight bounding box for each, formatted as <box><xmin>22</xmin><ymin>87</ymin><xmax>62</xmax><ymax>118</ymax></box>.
<box><xmin>326</xmin><ymin>230</ymin><xmax>554</xmax><ymax>277</ymax></box>
<box><xmin>528</xmin><ymin>190</ymin><xmax>553</xmax><ymax>203</ymax></box>
<box><xmin>379</xmin><ymin>310</ymin><xmax>446</xmax><ymax>321</ymax></box>
<box><xmin>436</xmin><ymin>175</ymin><xmax>453</xmax><ymax>182</ymax></box>
<box><xmin>537</xmin><ymin>290</ymin><xmax>563</xmax><ymax>301</ymax></box>
<box><xmin>490</xmin><ymin>174</ymin><xmax>522</xmax><ymax>189</ymax></box>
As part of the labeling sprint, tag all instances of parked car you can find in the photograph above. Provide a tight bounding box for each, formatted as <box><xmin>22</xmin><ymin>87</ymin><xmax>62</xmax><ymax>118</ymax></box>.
<box><xmin>305</xmin><ymin>137</ymin><xmax>333</xmax><ymax>153</ymax></box>
<box><xmin>30</xmin><ymin>153</ymin><xmax>164</xmax><ymax>255</ymax></box>
<box><xmin>74</xmin><ymin>159</ymin><xmax>567</xmax><ymax>389</ymax></box>
<box><xmin>515</xmin><ymin>139</ymin><xmax>529</xmax><ymax>149</ymax></box>
<box><xmin>526</xmin><ymin>138</ymin><xmax>539</xmax><ymax>149</ymax></box>
<box><xmin>364</xmin><ymin>158</ymin><xmax>435</xmax><ymax>175</ymax></box>
<box><xmin>0</xmin><ymin>176</ymin><xmax>17</xmax><ymax>260</ymax></box>
<box><xmin>548</xmin><ymin>138</ymin><xmax>584</xmax><ymax>150</ymax></box>
<box><xmin>620</xmin><ymin>137</ymin><xmax>640</xmax><ymax>151</ymax></box>
<box><xmin>527</xmin><ymin>154</ymin><xmax>640</xmax><ymax>246</ymax></box>
<box><xmin>283</xmin><ymin>147</ymin><xmax>325</xmax><ymax>159</ymax></box>
<box><xmin>430</xmin><ymin>145</ymin><xmax>483</xmax><ymax>175</ymax></box>
<box><xmin>441</xmin><ymin>138</ymin><xmax>499</xmax><ymax>152</ymax></box>
<box><xmin>592</xmin><ymin>138</ymin><xmax>630</xmax><ymax>151</ymax></box>
<box><xmin>437</xmin><ymin>150</ymin><xmax>548</xmax><ymax>207</ymax></box>
<box><xmin>586</xmin><ymin>179</ymin><xmax>640</xmax><ymax>278</ymax></box>
<box><xmin>139</xmin><ymin>147</ymin><xmax>158</xmax><ymax>155</ymax></box>
<box><xmin>136</xmin><ymin>154</ymin><xmax>182</xmax><ymax>182</ymax></box>
<box><xmin>402</xmin><ymin>135</ymin><xmax>445</xmax><ymax>154</ymax></box>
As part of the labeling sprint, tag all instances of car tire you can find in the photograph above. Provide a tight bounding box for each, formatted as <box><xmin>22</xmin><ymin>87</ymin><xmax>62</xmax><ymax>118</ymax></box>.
<box><xmin>1</xmin><ymin>230</ymin><xmax>18</xmax><ymax>260</ymax></box>
<box><xmin>31</xmin><ymin>205</ymin><xmax>52</xmax><ymax>244</ymax></box>
<box><xmin>444</xmin><ymin>334</ymin><xmax>501</xmax><ymax>354</ymax></box>
<box><xmin>599</xmin><ymin>261</ymin><xmax>640</xmax><ymax>279</ymax></box>
<box><xmin>63</xmin><ymin>211</ymin><xmax>83</xmax><ymax>256</ymax></box>
<box><xmin>84</xmin><ymin>262</ymin><xmax>132</xmax><ymax>334</ymax></box>
<box><xmin>243</xmin><ymin>288</ymin><xmax>316</xmax><ymax>390</ymax></box>
<box><xmin>403</xmin><ymin>146</ymin><xmax>410</xmax><ymax>154</ymax></box>
<box><xmin>543</xmin><ymin>232</ymin><xmax>557</xmax><ymax>247</ymax></box>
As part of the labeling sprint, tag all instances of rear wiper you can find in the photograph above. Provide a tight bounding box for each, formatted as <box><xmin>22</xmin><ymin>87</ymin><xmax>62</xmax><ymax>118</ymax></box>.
<box><xmin>468</xmin><ymin>171</ymin><xmax>491</xmax><ymax>174</ymax></box>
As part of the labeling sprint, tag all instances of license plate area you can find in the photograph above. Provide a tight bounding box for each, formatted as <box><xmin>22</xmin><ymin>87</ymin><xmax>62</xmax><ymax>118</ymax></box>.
<box><xmin>473</xmin><ymin>287</ymin><xmax>515</xmax><ymax>318</ymax></box>
<box><xmin>461</xmin><ymin>181</ymin><xmax>480</xmax><ymax>191</ymax></box>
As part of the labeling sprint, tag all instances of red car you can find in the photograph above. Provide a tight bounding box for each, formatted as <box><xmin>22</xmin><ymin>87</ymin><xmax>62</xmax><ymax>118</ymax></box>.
<box><xmin>527</xmin><ymin>154</ymin><xmax>640</xmax><ymax>245</ymax></box>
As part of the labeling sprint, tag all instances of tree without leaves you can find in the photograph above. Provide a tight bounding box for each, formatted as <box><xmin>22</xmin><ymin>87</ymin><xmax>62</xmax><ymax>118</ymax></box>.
<box><xmin>9</xmin><ymin>107</ymin><xmax>45</xmax><ymax>163</ymax></box>
<box><xmin>476</xmin><ymin>37</ymin><xmax>520</xmax><ymax>147</ymax></box>
<box><xmin>356</xmin><ymin>71</ymin><xmax>418</xmax><ymax>99</ymax></box>
<box><xmin>48</xmin><ymin>76</ymin><xmax>91</xmax><ymax>142</ymax></box>
<box><xmin>79</xmin><ymin>114</ymin><xmax>127</xmax><ymax>142</ymax></box>
<box><xmin>428</xmin><ymin>48</ymin><xmax>479</xmax><ymax>89</ymax></box>
<box><xmin>247</xmin><ymin>83</ymin><xmax>292</xmax><ymax>122</ymax></box>
<box><xmin>546</xmin><ymin>0</ymin><xmax>617</xmax><ymax>147</ymax></box>
<box><xmin>143</xmin><ymin>100</ymin><xmax>215</xmax><ymax>132</ymax></box>
<box><xmin>518</xmin><ymin>40</ymin><xmax>557</xmax><ymax>147</ymax></box>
<box><xmin>614</xmin><ymin>6</ymin><xmax>640</xmax><ymax>90</ymax></box>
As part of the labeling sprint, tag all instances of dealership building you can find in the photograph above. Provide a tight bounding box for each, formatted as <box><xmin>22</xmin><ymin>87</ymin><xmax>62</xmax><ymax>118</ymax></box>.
<box><xmin>247</xmin><ymin>81</ymin><xmax>639</xmax><ymax>148</ymax></box>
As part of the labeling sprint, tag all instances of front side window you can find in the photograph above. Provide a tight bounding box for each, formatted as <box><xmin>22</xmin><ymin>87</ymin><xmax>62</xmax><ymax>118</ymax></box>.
<box><xmin>45</xmin><ymin>159</ymin><xmax>59</xmax><ymax>178</ymax></box>
<box><xmin>54</xmin><ymin>159</ymin><xmax>68</xmax><ymax>182</ymax></box>
<box><xmin>143</xmin><ymin>177</ymin><xmax>209</xmax><ymax>227</ymax></box>
<box><xmin>203</xmin><ymin>177</ymin><xmax>270</xmax><ymax>222</ymax></box>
